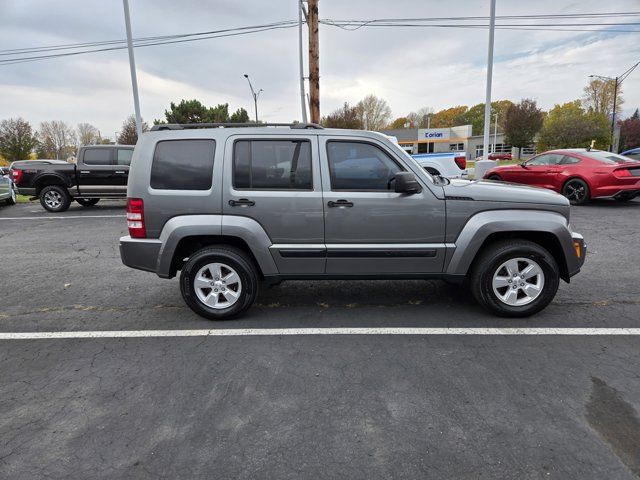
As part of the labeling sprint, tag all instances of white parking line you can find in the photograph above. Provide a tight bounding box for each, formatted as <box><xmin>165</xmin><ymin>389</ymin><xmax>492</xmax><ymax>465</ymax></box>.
<box><xmin>1</xmin><ymin>327</ymin><xmax>640</xmax><ymax>340</ymax></box>
<box><xmin>0</xmin><ymin>215</ymin><xmax>124</xmax><ymax>220</ymax></box>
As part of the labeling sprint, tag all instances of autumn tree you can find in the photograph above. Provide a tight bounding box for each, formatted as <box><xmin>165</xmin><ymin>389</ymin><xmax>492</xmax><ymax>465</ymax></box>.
<box><xmin>77</xmin><ymin>123</ymin><xmax>99</xmax><ymax>146</ymax></box>
<box><xmin>430</xmin><ymin>106</ymin><xmax>468</xmax><ymax>128</ymax></box>
<box><xmin>618</xmin><ymin>109</ymin><xmax>640</xmax><ymax>152</ymax></box>
<box><xmin>504</xmin><ymin>99</ymin><xmax>544</xmax><ymax>159</ymax></box>
<box><xmin>355</xmin><ymin>95</ymin><xmax>392</xmax><ymax>131</ymax></box>
<box><xmin>386</xmin><ymin>117</ymin><xmax>410</xmax><ymax>129</ymax></box>
<box><xmin>322</xmin><ymin>102</ymin><xmax>362</xmax><ymax>129</ymax></box>
<box><xmin>582</xmin><ymin>78</ymin><xmax>623</xmax><ymax>117</ymax></box>
<box><xmin>0</xmin><ymin>118</ymin><xmax>38</xmax><ymax>161</ymax></box>
<box><xmin>39</xmin><ymin>121</ymin><xmax>77</xmax><ymax>159</ymax></box>
<box><xmin>537</xmin><ymin>101</ymin><xmax>609</xmax><ymax>151</ymax></box>
<box><xmin>117</xmin><ymin>115</ymin><xmax>149</xmax><ymax>145</ymax></box>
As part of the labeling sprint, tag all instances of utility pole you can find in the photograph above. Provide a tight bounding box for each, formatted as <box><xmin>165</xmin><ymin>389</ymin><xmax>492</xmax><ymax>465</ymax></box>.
<box><xmin>298</xmin><ymin>0</ymin><xmax>308</xmax><ymax>123</ymax></box>
<box><xmin>122</xmin><ymin>0</ymin><xmax>142</xmax><ymax>138</ymax></box>
<box><xmin>476</xmin><ymin>0</ymin><xmax>496</xmax><ymax>179</ymax></box>
<box><xmin>308</xmin><ymin>0</ymin><xmax>320</xmax><ymax>124</ymax></box>
<box><xmin>493</xmin><ymin>113</ymin><xmax>498</xmax><ymax>154</ymax></box>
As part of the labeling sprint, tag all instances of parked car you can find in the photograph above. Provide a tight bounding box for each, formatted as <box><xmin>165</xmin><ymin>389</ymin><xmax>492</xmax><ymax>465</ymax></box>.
<box><xmin>12</xmin><ymin>145</ymin><xmax>134</xmax><ymax>212</ymax></box>
<box><xmin>483</xmin><ymin>149</ymin><xmax>640</xmax><ymax>205</ymax></box>
<box><xmin>0</xmin><ymin>167</ymin><xmax>16</xmax><ymax>206</ymax></box>
<box><xmin>120</xmin><ymin>123</ymin><xmax>585</xmax><ymax>320</ymax></box>
<box><xmin>411</xmin><ymin>152</ymin><xmax>468</xmax><ymax>178</ymax></box>
<box><xmin>621</xmin><ymin>147</ymin><xmax>640</xmax><ymax>162</ymax></box>
<box><xmin>488</xmin><ymin>152</ymin><xmax>512</xmax><ymax>161</ymax></box>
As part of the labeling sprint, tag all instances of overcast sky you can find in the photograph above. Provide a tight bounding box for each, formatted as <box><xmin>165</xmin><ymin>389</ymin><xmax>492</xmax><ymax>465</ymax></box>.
<box><xmin>1</xmin><ymin>0</ymin><xmax>639</xmax><ymax>139</ymax></box>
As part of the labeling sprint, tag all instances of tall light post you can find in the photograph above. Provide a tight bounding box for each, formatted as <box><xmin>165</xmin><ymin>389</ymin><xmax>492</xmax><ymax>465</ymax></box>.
<box><xmin>589</xmin><ymin>61</ymin><xmax>639</xmax><ymax>152</ymax></box>
<box><xmin>476</xmin><ymin>0</ymin><xmax>497</xmax><ymax>179</ymax></box>
<box><xmin>298</xmin><ymin>0</ymin><xmax>308</xmax><ymax>123</ymax></box>
<box><xmin>122</xmin><ymin>0</ymin><xmax>142</xmax><ymax>138</ymax></box>
<box><xmin>493</xmin><ymin>112</ymin><xmax>498</xmax><ymax>154</ymax></box>
<box><xmin>243</xmin><ymin>74</ymin><xmax>263</xmax><ymax>123</ymax></box>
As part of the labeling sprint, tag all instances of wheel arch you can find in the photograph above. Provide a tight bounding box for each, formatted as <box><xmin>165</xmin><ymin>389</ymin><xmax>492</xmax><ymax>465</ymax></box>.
<box><xmin>34</xmin><ymin>174</ymin><xmax>71</xmax><ymax>196</ymax></box>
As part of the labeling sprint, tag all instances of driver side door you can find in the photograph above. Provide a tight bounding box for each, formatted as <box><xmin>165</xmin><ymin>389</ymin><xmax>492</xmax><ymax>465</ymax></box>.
<box><xmin>320</xmin><ymin>137</ymin><xmax>446</xmax><ymax>275</ymax></box>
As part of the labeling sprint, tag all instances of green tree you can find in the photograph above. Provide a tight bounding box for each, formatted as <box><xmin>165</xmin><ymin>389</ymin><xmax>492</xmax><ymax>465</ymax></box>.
<box><xmin>461</xmin><ymin>100</ymin><xmax>514</xmax><ymax>135</ymax></box>
<box><xmin>117</xmin><ymin>115</ymin><xmax>149</xmax><ymax>145</ymax></box>
<box><xmin>504</xmin><ymin>99</ymin><xmax>544</xmax><ymax>159</ymax></box>
<box><xmin>321</xmin><ymin>102</ymin><xmax>362</xmax><ymax>129</ymax></box>
<box><xmin>537</xmin><ymin>101</ymin><xmax>610</xmax><ymax>151</ymax></box>
<box><xmin>430</xmin><ymin>106</ymin><xmax>468</xmax><ymax>128</ymax></box>
<box><xmin>229</xmin><ymin>107</ymin><xmax>250</xmax><ymax>123</ymax></box>
<box><xmin>157</xmin><ymin>99</ymin><xmax>250</xmax><ymax>124</ymax></box>
<box><xmin>0</xmin><ymin>118</ymin><xmax>38</xmax><ymax>161</ymax></box>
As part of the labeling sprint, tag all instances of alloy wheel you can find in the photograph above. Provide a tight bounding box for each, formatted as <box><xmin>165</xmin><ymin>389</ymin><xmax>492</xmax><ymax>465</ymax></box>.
<box><xmin>564</xmin><ymin>181</ymin><xmax>587</xmax><ymax>203</ymax></box>
<box><xmin>43</xmin><ymin>190</ymin><xmax>62</xmax><ymax>209</ymax></box>
<box><xmin>492</xmin><ymin>257</ymin><xmax>545</xmax><ymax>306</ymax></box>
<box><xmin>194</xmin><ymin>262</ymin><xmax>242</xmax><ymax>309</ymax></box>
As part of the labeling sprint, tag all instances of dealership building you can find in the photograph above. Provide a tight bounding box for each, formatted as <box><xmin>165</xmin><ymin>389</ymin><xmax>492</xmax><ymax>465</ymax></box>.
<box><xmin>383</xmin><ymin>125</ymin><xmax>535</xmax><ymax>159</ymax></box>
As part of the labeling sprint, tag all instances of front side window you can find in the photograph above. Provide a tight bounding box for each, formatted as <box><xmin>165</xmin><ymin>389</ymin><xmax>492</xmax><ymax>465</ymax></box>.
<box><xmin>83</xmin><ymin>149</ymin><xmax>112</xmax><ymax>165</ymax></box>
<box><xmin>233</xmin><ymin>140</ymin><xmax>312</xmax><ymax>190</ymax></box>
<box><xmin>327</xmin><ymin>141</ymin><xmax>404</xmax><ymax>191</ymax></box>
<box><xmin>150</xmin><ymin>139</ymin><xmax>215</xmax><ymax>190</ymax></box>
<box><xmin>117</xmin><ymin>149</ymin><xmax>134</xmax><ymax>166</ymax></box>
<box><xmin>527</xmin><ymin>154</ymin><xmax>563</xmax><ymax>166</ymax></box>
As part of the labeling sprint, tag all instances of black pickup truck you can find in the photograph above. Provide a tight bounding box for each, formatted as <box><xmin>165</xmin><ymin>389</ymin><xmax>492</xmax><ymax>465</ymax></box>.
<box><xmin>12</xmin><ymin>145</ymin><xmax>134</xmax><ymax>212</ymax></box>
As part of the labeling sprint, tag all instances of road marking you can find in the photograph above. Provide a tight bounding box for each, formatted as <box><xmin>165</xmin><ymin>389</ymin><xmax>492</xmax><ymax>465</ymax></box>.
<box><xmin>1</xmin><ymin>327</ymin><xmax>640</xmax><ymax>340</ymax></box>
<box><xmin>0</xmin><ymin>215</ymin><xmax>124</xmax><ymax>220</ymax></box>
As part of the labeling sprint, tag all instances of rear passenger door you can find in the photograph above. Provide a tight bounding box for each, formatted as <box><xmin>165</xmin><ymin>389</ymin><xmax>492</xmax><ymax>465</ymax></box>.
<box><xmin>78</xmin><ymin>148</ymin><xmax>117</xmax><ymax>196</ymax></box>
<box><xmin>222</xmin><ymin>134</ymin><xmax>325</xmax><ymax>274</ymax></box>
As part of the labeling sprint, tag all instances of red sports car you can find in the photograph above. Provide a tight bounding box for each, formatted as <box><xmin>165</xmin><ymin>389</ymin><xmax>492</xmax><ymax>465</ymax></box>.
<box><xmin>483</xmin><ymin>149</ymin><xmax>640</xmax><ymax>204</ymax></box>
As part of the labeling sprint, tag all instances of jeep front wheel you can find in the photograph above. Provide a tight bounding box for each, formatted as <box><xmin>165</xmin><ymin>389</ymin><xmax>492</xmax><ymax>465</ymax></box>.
<box><xmin>470</xmin><ymin>240</ymin><xmax>560</xmax><ymax>317</ymax></box>
<box><xmin>40</xmin><ymin>185</ymin><xmax>71</xmax><ymax>212</ymax></box>
<box><xmin>180</xmin><ymin>246</ymin><xmax>258</xmax><ymax>320</ymax></box>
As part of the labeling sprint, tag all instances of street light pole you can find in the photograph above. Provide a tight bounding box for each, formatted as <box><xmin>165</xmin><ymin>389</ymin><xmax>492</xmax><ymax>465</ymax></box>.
<box><xmin>122</xmin><ymin>0</ymin><xmax>142</xmax><ymax>138</ymax></box>
<box><xmin>493</xmin><ymin>113</ymin><xmax>498</xmax><ymax>154</ymax></box>
<box><xmin>243</xmin><ymin>74</ymin><xmax>262</xmax><ymax>123</ymax></box>
<box><xmin>298</xmin><ymin>0</ymin><xmax>308</xmax><ymax>123</ymax></box>
<box><xmin>482</xmin><ymin>0</ymin><xmax>496</xmax><ymax>160</ymax></box>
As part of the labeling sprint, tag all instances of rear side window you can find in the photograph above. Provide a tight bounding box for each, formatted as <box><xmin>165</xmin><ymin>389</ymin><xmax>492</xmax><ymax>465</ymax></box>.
<box><xmin>150</xmin><ymin>139</ymin><xmax>215</xmax><ymax>190</ymax></box>
<box><xmin>117</xmin><ymin>149</ymin><xmax>133</xmax><ymax>166</ymax></box>
<box><xmin>233</xmin><ymin>140</ymin><xmax>312</xmax><ymax>190</ymax></box>
<box><xmin>83</xmin><ymin>148</ymin><xmax>112</xmax><ymax>165</ymax></box>
<box><xmin>327</xmin><ymin>141</ymin><xmax>404</xmax><ymax>190</ymax></box>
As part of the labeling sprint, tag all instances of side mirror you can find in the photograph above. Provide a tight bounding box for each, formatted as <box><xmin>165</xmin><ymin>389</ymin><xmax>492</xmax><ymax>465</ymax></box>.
<box><xmin>394</xmin><ymin>172</ymin><xmax>422</xmax><ymax>194</ymax></box>
<box><xmin>520</xmin><ymin>163</ymin><xmax>528</xmax><ymax>169</ymax></box>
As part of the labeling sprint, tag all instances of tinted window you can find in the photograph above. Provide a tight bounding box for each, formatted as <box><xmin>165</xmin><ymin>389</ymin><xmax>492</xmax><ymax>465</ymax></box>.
<box><xmin>626</xmin><ymin>152</ymin><xmax>640</xmax><ymax>162</ymax></box>
<box><xmin>83</xmin><ymin>149</ymin><xmax>112</xmax><ymax>165</ymax></box>
<box><xmin>233</xmin><ymin>140</ymin><xmax>312</xmax><ymax>190</ymax></box>
<box><xmin>150</xmin><ymin>140</ymin><xmax>215</xmax><ymax>190</ymax></box>
<box><xmin>559</xmin><ymin>156</ymin><xmax>580</xmax><ymax>165</ymax></box>
<box><xmin>583</xmin><ymin>150</ymin><xmax>635</xmax><ymax>164</ymax></box>
<box><xmin>117</xmin><ymin>149</ymin><xmax>133</xmax><ymax>166</ymax></box>
<box><xmin>527</xmin><ymin>154</ymin><xmax>563</xmax><ymax>166</ymax></box>
<box><xmin>327</xmin><ymin>141</ymin><xmax>404</xmax><ymax>190</ymax></box>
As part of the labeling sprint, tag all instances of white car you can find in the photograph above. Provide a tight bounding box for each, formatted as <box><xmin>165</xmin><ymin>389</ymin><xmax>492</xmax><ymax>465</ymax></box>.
<box><xmin>411</xmin><ymin>152</ymin><xmax>469</xmax><ymax>179</ymax></box>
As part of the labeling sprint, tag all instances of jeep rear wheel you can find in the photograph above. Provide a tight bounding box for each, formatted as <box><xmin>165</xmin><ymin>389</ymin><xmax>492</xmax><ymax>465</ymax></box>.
<box><xmin>470</xmin><ymin>240</ymin><xmax>560</xmax><ymax>317</ymax></box>
<box><xmin>180</xmin><ymin>246</ymin><xmax>258</xmax><ymax>320</ymax></box>
<box><xmin>40</xmin><ymin>185</ymin><xmax>71</xmax><ymax>212</ymax></box>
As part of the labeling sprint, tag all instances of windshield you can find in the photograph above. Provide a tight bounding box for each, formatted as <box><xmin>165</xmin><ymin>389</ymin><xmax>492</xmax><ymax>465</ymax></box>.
<box><xmin>582</xmin><ymin>150</ymin><xmax>635</xmax><ymax>164</ymax></box>
<box><xmin>387</xmin><ymin>140</ymin><xmax>436</xmax><ymax>182</ymax></box>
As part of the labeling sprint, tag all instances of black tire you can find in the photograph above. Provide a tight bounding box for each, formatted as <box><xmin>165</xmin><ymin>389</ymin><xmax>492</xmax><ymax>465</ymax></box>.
<box><xmin>39</xmin><ymin>185</ymin><xmax>71</xmax><ymax>212</ymax></box>
<box><xmin>180</xmin><ymin>246</ymin><xmax>258</xmax><ymax>320</ymax></box>
<box><xmin>562</xmin><ymin>178</ymin><xmax>590</xmax><ymax>205</ymax></box>
<box><xmin>76</xmin><ymin>198</ymin><xmax>100</xmax><ymax>207</ymax></box>
<box><xmin>5</xmin><ymin>186</ymin><xmax>16</xmax><ymax>206</ymax></box>
<box><xmin>469</xmin><ymin>240</ymin><xmax>560</xmax><ymax>318</ymax></box>
<box><xmin>487</xmin><ymin>174</ymin><xmax>502</xmax><ymax>181</ymax></box>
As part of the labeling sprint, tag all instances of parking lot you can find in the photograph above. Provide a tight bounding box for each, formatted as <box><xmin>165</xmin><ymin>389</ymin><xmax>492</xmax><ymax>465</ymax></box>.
<box><xmin>1</xmin><ymin>198</ymin><xmax>640</xmax><ymax>479</ymax></box>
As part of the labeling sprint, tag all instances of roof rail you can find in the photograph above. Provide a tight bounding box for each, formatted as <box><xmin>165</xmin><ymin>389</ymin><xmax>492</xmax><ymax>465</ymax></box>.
<box><xmin>150</xmin><ymin>122</ymin><xmax>324</xmax><ymax>131</ymax></box>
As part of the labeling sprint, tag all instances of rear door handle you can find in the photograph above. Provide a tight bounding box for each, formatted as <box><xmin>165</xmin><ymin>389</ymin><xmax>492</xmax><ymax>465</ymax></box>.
<box><xmin>328</xmin><ymin>199</ymin><xmax>354</xmax><ymax>208</ymax></box>
<box><xmin>115</xmin><ymin>170</ymin><xmax>126</xmax><ymax>174</ymax></box>
<box><xmin>229</xmin><ymin>198</ymin><xmax>255</xmax><ymax>207</ymax></box>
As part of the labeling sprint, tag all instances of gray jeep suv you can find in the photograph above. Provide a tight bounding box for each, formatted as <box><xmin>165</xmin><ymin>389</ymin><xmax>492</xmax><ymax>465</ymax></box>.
<box><xmin>120</xmin><ymin>123</ymin><xmax>585</xmax><ymax>319</ymax></box>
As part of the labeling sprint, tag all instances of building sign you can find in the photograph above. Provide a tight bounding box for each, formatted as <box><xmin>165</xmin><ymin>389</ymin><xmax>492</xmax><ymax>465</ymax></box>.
<box><xmin>419</xmin><ymin>128</ymin><xmax>450</xmax><ymax>140</ymax></box>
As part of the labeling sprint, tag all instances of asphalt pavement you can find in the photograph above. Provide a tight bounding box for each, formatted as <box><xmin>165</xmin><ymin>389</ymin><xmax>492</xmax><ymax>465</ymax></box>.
<box><xmin>1</xmin><ymin>198</ymin><xmax>640</xmax><ymax>479</ymax></box>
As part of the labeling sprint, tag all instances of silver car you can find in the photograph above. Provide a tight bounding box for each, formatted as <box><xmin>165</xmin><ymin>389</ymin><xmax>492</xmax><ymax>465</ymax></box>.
<box><xmin>0</xmin><ymin>167</ymin><xmax>16</xmax><ymax>206</ymax></box>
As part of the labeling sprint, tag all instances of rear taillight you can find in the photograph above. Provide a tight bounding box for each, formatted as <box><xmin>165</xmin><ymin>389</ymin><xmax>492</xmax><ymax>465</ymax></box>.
<box><xmin>126</xmin><ymin>197</ymin><xmax>146</xmax><ymax>238</ymax></box>
<box><xmin>454</xmin><ymin>156</ymin><xmax>467</xmax><ymax>170</ymax></box>
<box><xmin>614</xmin><ymin>168</ymin><xmax>631</xmax><ymax>178</ymax></box>
<box><xmin>12</xmin><ymin>169</ymin><xmax>23</xmax><ymax>184</ymax></box>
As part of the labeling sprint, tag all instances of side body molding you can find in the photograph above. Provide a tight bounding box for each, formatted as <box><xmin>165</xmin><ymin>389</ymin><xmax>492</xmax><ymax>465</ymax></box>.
<box><xmin>445</xmin><ymin>210</ymin><xmax>573</xmax><ymax>276</ymax></box>
<box><xmin>155</xmin><ymin>214</ymin><xmax>277</xmax><ymax>278</ymax></box>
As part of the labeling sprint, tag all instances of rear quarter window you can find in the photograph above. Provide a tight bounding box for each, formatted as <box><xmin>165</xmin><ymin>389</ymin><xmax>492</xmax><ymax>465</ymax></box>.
<box><xmin>83</xmin><ymin>148</ymin><xmax>112</xmax><ymax>165</ymax></box>
<box><xmin>150</xmin><ymin>139</ymin><xmax>215</xmax><ymax>190</ymax></box>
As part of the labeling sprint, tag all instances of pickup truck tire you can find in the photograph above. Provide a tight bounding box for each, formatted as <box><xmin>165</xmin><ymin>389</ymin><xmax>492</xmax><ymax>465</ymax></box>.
<box><xmin>180</xmin><ymin>246</ymin><xmax>258</xmax><ymax>320</ymax></box>
<box><xmin>76</xmin><ymin>198</ymin><xmax>100</xmax><ymax>207</ymax></box>
<box><xmin>469</xmin><ymin>240</ymin><xmax>560</xmax><ymax>318</ymax></box>
<box><xmin>40</xmin><ymin>185</ymin><xmax>71</xmax><ymax>212</ymax></box>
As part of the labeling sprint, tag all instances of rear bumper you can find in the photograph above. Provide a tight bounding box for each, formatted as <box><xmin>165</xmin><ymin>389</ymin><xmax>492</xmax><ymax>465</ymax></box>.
<box><xmin>119</xmin><ymin>236</ymin><xmax>162</xmax><ymax>275</ymax></box>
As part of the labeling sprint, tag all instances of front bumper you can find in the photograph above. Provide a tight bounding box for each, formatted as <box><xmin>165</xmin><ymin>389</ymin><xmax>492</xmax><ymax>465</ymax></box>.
<box><xmin>568</xmin><ymin>232</ymin><xmax>586</xmax><ymax>277</ymax></box>
<box><xmin>119</xmin><ymin>236</ymin><xmax>162</xmax><ymax>274</ymax></box>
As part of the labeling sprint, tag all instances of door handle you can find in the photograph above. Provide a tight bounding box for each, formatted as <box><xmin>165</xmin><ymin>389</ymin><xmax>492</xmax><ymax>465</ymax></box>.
<box><xmin>80</xmin><ymin>171</ymin><xmax>90</xmax><ymax>174</ymax></box>
<box><xmin>328</xmin><ymin>199</ymin><xmax>353</xmax><ymax>208</ymax></box>
<box><xmin>229</xmin><ymin>198</ymin><xmax>255</xmax><ymax>207</ymax></box>
<box><xmin>115</xmin><ymin>170</ymin><xmax>126</xmax><ymax>174</ymax></box>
